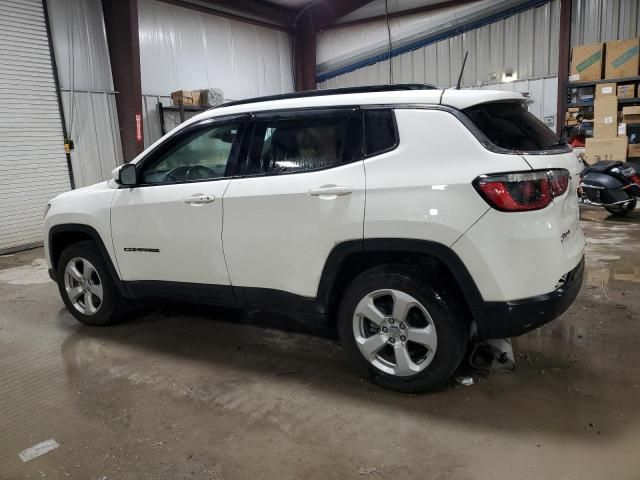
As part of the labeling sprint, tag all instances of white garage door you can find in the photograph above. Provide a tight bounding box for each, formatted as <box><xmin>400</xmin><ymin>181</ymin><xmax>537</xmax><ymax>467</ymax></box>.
<box><xmin>0</xmin><ymin>0</ymin><xmax>71</xmax><ymax>254</ymax></box>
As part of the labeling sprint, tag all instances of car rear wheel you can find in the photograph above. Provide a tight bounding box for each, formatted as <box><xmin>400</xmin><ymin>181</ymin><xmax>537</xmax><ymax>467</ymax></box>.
<box><xmin>56</xmin><ymin>241</ymin><xmax>130</xmax><ymax>326</ymax></box>
<box><xmin>338</xmin><ymin>265</ymin><xmax>468</xmax><ymax>393</ymax></box>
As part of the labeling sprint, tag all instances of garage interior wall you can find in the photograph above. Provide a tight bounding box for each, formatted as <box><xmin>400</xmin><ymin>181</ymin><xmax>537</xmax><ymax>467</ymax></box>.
<box><xmin>318</xmin><ymin>0</ymin><xmax>560</xmax><ymax>125</ymax></box>
<box><xmin>0</xmin><ymin>0</ymin><xmax>71</xmax><ymax>253</ymax></box>
<box><xmin>138</xmin><ymin>0</ymin><xmax>294</xmax><ymax>146</ymax></box>
<box><xmin>47</xmin><ymin>0</ymin><xmax>123</xmax><ymax>188</ymax></box>
<box><xmin>571</xmin><ymin>0</ymin><xmax>640</xmax><ymax>46</ymax></box>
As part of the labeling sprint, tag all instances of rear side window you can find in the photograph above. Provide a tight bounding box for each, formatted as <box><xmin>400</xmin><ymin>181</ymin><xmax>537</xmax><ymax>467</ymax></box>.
<box><xmin>364</xmin><ymin>109</ymin><xmax>397</xmax><ymax>156</ymax></box>
<box><xmin>242</xmin><ymin>110</ymin><xmax>362</xmax><ymax>175</ymax></box>
<box><xmin>463</xmin><ymin>102</ymin><xmax>565</xmax><ymax>152</ymax></box>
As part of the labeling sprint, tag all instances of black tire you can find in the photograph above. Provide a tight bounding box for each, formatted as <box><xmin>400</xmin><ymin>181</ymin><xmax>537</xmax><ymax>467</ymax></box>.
<box><xmin>605</xmin><ymin>198</ymin><xmax>636</xmax><ymax>216</ymax></box>
<box><xmin>56</xmin><ymin>240</ymin><xmax>130</xmax><ymax>326</ymax></box>
<box><xmin>337</xmin><ymin>264</ymin><xmax>468</xmax><ymax>393</ymax></box>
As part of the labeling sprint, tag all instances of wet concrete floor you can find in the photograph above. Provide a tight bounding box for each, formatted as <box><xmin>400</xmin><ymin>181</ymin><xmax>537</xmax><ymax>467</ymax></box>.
<box><xmin>1</xmin><ymin>206</ymin><xmax>640</xmax><ymax>479</ymax></box>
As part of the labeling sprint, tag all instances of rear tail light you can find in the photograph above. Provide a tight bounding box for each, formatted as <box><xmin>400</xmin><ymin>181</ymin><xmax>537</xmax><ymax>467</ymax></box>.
<box><xmin>631</xmin><ymin>173</ymin><xmax>640</xmax><ymax>185</ymax></box>
<box><xmin>473</xmin><ymin>169</ymin><xmax>570</xmax><ymax>212</ymax></box>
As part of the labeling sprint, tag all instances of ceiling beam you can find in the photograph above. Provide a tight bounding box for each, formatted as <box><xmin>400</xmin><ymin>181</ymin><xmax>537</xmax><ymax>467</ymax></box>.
<box><xmin>321</xmin><ymin>0</ymin><xmax>481</xmax><ymax>30</ymax></box>
<box><xmin>159</xmin><ymin>0</ymin><xmax>297</xmax><ymax>29</ymax></box>
<box><xmin>298</xmin><ymin>0</ymin><xmax>376</xmax><ymax>31</ymax></box>
<box><xmin>293</xmin><ymin>0</ymin><xmax>375</xmax><ymax>91</ymax></box>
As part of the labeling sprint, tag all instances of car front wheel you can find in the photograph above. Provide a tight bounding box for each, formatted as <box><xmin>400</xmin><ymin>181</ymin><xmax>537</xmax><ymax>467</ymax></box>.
<box><xmin>56</xmin><ymin>241</ymin><xmax>129</xmax><ymax>326</ymax></box>
<box><xmin>338</xmin><ymin>265</ymin><xmax>468</xmax><ymax>393</ymax></box>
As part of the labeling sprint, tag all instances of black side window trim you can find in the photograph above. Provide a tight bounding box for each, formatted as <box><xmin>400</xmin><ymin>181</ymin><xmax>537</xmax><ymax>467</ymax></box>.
<box><xmin>362</xmin><ymin>108</ymin><xmax>400</xmax><ymax>158</ymax></box>
<box><xmin>234</xmin><ymin>107</ymin><xmax>365</xmax><ymax>179</ymax></box>
<box><xmin>128</xmin><ymin>114</ymin><xmax>249</xmax><ymax>188</ymax></box>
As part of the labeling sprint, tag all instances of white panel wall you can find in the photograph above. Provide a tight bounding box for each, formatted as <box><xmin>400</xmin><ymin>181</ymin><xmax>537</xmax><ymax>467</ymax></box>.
<box><xmin>317</xmin><ymin>2</ymin><xmax>560</xmax><ymax>126</ymax></box>
<box><xmin>317</xmin><ymin>0</ymin><xmax>560</xmax><ymax>88</ymax></box>
<box><xmin>47</xmin><ymin>0</ymin><xmax>122</xmax><ymax>187</ymax></box>
<box><xmin>137</xmin><ymin>0</ymin><xmax>294</xmax><ymax>96</ymax></box>
<box><xmin>138</xmin><ymin>0</ymin><xmax>294</xmax><ymax>146</ymax></box>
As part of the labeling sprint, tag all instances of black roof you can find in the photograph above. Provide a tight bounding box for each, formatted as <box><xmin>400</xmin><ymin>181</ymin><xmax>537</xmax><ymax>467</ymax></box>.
<box><xmin>216</xmin><ymin>83</ymin><xmax>439</xmax><ymax>109</ymax></box>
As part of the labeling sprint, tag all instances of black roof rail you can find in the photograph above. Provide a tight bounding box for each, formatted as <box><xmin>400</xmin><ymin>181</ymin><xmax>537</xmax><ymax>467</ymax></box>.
<box><xmin>214</xmin><ymin>83</ymin><xmax>439</xmax><ymax>109</ymax></box>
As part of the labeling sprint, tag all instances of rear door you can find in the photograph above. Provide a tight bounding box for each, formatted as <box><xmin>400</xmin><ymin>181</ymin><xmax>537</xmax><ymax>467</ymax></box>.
<box><xmin>222</xmin><ymin>108</ymin><xmax>365</xmax><ymax>302</ymax></box>
<box><xmin>464</xmin><ymin>101</ymin><xmax>584</xmax><ymax>271</ymax></box>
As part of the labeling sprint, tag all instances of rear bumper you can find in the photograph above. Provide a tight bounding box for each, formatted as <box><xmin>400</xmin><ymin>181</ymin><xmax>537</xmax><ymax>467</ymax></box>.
<box><xmin>474</xmin><ymin>257</ymin><xmax>584</xmax><ymax>339</ymax></box>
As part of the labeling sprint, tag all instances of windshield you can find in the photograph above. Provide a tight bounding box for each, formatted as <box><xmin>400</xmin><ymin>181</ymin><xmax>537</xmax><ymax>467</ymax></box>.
<box><xmin>463</xmin><ymin>101</ymin><xmax>566</xmax><ymax>152</ymax></box>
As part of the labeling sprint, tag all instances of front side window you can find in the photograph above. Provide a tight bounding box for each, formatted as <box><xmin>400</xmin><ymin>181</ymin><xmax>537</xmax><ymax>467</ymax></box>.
<box><xmin>241</xmin><ymin>110</ymin><xmax>362</xmax><ymax>176</ymax></box>
<box><xmin>463</xmin><ymin>102</ymin><xmax>566</xmax><ymax>152</ymax></box>
<box><xmin>140</xmin><ymin>121</ymin><xmax>241</xmax><ymax>184</ymax></box>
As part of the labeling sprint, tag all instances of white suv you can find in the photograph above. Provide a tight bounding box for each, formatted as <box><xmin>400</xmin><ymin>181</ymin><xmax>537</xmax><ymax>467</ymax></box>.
<box><xmin>44</xmin><ymin>85</ymin><xmax>585</xmax><ymax>392</ymax></box>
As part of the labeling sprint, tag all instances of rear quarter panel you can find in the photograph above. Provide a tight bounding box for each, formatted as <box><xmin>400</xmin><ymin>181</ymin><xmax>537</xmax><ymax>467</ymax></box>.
<box><xmin>363</xmin><ymin>108</ymin><xmax>531</xmax><ymax>245</ymax></box>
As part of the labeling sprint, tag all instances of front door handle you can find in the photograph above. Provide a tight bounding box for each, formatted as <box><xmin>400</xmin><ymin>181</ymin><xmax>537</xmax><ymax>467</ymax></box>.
<box><xmin>183</xmin><ymin>194</ymin><xmax>215</xmax><ymax>205</ymax></box>
<box><xmin>309</xmin><ymin>185</ymin><xmax>353</xmax><ymax>197</ymax></box>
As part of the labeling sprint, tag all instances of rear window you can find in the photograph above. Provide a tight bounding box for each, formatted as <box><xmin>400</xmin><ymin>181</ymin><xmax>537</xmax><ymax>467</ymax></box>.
<box><xmin>463</xmin><ymin>102</ymin><xmax>566</xmax><ymax>152</ymax></box>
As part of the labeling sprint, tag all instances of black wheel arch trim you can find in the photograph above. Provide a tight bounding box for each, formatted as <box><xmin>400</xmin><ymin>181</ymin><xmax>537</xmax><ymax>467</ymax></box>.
<box><xmin>48</xmin><ymin>224</ymin><xmax>127</xmax><ymax>297</ymax></box>
<box><xmin>316</xmin><ymin>238</ymin><xmax>486</xmax><ymax>321</ymax></box>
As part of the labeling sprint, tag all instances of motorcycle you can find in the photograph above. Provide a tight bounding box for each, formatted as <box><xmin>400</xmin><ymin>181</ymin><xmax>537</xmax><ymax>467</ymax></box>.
<box><xmin>579</xmin><ymin>159</ymin><xmax>640</xmax><ymax>216</ymax></box>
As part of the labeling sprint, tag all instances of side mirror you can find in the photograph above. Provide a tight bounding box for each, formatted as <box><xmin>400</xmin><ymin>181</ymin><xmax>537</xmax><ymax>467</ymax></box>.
<box><xmin>112</xmin><ymin>164</ymin><xmax>137</xmax><ymax>186</ymax></box>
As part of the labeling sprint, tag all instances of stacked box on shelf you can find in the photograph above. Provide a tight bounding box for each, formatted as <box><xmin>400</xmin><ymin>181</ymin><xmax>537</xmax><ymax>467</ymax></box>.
<box><xmin>569</xmin><ymin>43</ymin><xmax>604</xmax><ymax>82</ymax></box>
<box><xmin>605</xmin><ymin>38</ymin><xmax>640</xmax><ymax>79</ymax></box>
<box><xmin>586</xmin><ymin>83</ymin><xmax>627</xmax><ymax>162</ymax></box>
<box><xmin>617</xmin><ymin>84</ymin><xmax>636</xmax><ymax>99</ymax></box>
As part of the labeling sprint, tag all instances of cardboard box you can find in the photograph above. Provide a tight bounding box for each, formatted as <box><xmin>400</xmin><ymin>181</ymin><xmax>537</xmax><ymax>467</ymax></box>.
<box><xmin>605</xmin><ymin>38</ymin><xmax>640</xmax><ymax>79</ymax></box>
<box><xmin>568</xmin><ymin>107</ymin><xmax>580</xmax><ymax>113</ymax></box>
<box><xmin>171</xmin><ymin>90</ymin><xmax>194</xmax><ymax>106</ymax></box>
<box><xmin>594</xmin><ymin>96</ymin><xmax>619</xmax><ymax>138</ymax></box>
<box><xmin>596</xmin><ymin>82</ymin><xmax>617</xmax><ymax>97</ymax></box>
<box><xmin>585</xmin><ymin>137</ymin><xmax>628</xmax><ymax>162</ymax></box>
<box><xmin>623</xmin><ymin>106</ymin><xmax>640</xmax><ymax>124</ymax></box>
<box><xmin>617</xmin><ymin>84</ymin><xmax>636</xmax><ymax>99</ymax></box>
<box><xmin>570</xmin><ymin>43</ymin><xmax>604</xmax><ymax>81</ymax></box>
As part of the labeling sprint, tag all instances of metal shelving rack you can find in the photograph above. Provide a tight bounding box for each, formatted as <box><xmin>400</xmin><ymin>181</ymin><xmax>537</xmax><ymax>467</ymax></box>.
<box><xmin>566</xmin><ymin>75</ymin><xmax>640</xmax><ymax>109</ymax></box>
<box><xmin>158</xmin><ymin>103</ymin><xmax>211</xmax><ymax>135</ymax></box>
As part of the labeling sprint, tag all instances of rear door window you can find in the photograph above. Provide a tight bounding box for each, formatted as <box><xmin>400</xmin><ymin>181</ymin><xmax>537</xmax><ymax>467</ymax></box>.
<box><xmin>241</xmin><ymin>109</ymin><xmax>362</xmax><ymax>176</ymax></box>
<box><xmin>463</xmin><ymin>102</ymin><xmax>566</xmax><ymax>152</ymax></box>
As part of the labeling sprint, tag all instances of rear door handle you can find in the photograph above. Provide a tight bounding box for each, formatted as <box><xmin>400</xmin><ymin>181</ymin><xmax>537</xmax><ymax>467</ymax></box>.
<box><xmin>183</xmin><ymin>194</ymin><xmax>215</xmax><ymax>205</ymax></box>
<box><xmin>309</xmin><ymin>186</ymin><xmax>353</xmax><ymax>197</ymax></box>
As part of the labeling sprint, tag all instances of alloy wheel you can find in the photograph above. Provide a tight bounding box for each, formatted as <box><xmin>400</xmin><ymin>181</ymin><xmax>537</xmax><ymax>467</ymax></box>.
<box><xmin>352</xmin><ymin>289</ymin><xmax>438</xmax><ymax>376</ymax></box>
<box><xmin>64</xmin><ymin>257</ymin><xmax>103</xmax><ymax>315</ymax></box>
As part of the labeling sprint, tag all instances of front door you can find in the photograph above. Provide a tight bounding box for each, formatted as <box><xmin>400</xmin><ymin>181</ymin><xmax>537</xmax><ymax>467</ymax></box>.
<box><xmin>111</xmin><ymin>117</ymin><xmax>246</xmax><ymax>295</ymax></box>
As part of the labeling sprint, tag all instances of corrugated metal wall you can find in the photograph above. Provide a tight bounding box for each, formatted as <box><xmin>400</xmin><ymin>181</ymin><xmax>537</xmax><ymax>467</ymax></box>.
<box><xmin>318</xmin><ymin>0</ymin><xmax>560</xmax><ymax>89</ymax></box>
<box><xmin>138</xmin><ymin>0</ymin><xmax>294</xmax><ymax>145</ymax></box>
<box><xmin>571</xmin><ymin>0</ymin><xmax>640</xmax><ymax>46</ymax></box>
<box><xmin>47</xmin><ymin>0</ymin><xmax>122</xmax><ymax>187</ymax></box>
